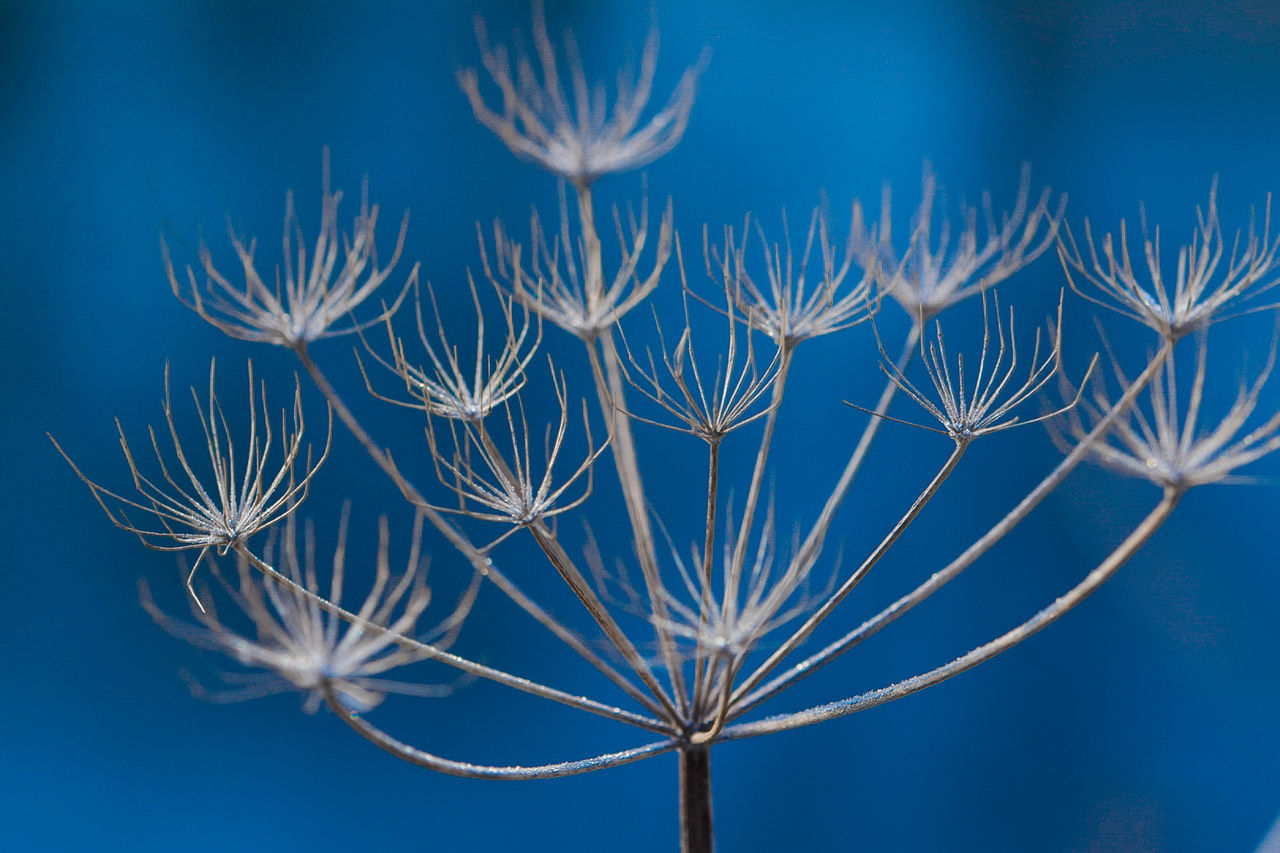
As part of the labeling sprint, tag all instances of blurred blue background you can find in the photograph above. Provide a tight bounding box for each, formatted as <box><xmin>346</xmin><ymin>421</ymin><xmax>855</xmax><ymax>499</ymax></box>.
<box><xmin>4</xmin><ymin>1</ymin><xmax>1280</xmax><ymax>850</ymax></box>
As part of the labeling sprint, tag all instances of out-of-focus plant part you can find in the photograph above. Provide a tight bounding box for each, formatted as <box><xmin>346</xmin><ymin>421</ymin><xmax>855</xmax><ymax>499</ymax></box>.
<box><xmin>861</xmin><ymin>163</ymin><xmax>1066</xmax><ymax>323</ymax></box>
<box><xmin>142</xmin><ymin>508</ymin><xmax>478</xmax><ymax>713</ymax></box>
<box><xmin>166</xmin><ymin>150</ymin><xmax>414</xmax><ymax>351</ymax></box>
<box><xmin>459</xmin><ymin>2</ymin><xmax>704</xmax><ymax>187</ymax></box>
<box><xmin>1054</xmin><ymin>332</ymin><xmax>1280</xmax><ymax>490</ymax></box>
<box><xmin>1058</xmin><ymin>181</ymin><xmax>1280</xmax><ymax>342</ymax></box>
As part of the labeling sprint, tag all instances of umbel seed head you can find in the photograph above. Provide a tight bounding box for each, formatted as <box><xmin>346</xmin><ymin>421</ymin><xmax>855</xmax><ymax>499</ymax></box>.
<box><xmin>459</xmin><ymin>2</ymin><xmax>704</xmax><ymax>186</ymax></box>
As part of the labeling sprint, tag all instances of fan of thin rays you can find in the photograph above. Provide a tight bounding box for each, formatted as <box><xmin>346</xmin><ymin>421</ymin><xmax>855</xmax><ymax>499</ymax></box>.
<box><xmin>1052</xmin><ymin>326</ymin><xmax>1280</xmax><ymax>490</ymax></box>
<box><xmin>389</xmin><ymin>361</ymin><xmax>608</xmax><ymax>549</ymax></box>
<box><xmin>360</xmin><ymin>275</ymin><xmax>541</xmax><ymax>422</ymax></box>
<box><xmin>1058</xmin><ymin>181</ymin><xmax>1280</xmax><ymax>341</ymax></box>
<box><xmin>51</xmin><ymin>361</ymin><xmax>331</xmax><ymax>608</ymax></box>
<box><xmin>479</xmin><ymin>186</ymin><xmax>674</xmax><ymax>340</ymax></box>
<box><xmin>852</xmin><ymin>291</ymin><xmax>1089</xmax><ymax>443</ymax></box>
<box><xmin>619</xmin><ymin>239</ymin><xmax>783</xmax><ymax>443</ymax></box>
<box><xmin>166</xmin><ymin>149</ymin><xmax>412</xmax><ymax>350</ymax></box>
<box><xmin>858</xmin><ymin>164</ymin><xmax>1065</xmax><ymax>323</ymax></box>
<box><xmin>634</xmin><ymin>499</ymin><xmax>838</xmax><ymax>743</ymax></box>
<box><xmin>142</xmin><ymin>507</ymin><xmax>480</xmax><ymax>713</ymax></box>
<box><xmin>458</xmin><ymin>1</ymin><xmax>704</xmax><ymax>187</ymax></box>
<box><xmin>704</xmin><ymin>207</ymin><xmax>880</xmax><ymax>350</ymax></box>
<box><xmin>653</xmin><ymin>503</ymin><xmax>832</xmax><ymax>659</ymax></box>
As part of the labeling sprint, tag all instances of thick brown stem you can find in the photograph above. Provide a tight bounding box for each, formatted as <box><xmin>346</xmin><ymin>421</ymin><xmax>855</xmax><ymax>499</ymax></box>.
<box><xmin>679</xmin><ymin>747</ymin><xmax>714</xmax><ymax>853</ymax></box>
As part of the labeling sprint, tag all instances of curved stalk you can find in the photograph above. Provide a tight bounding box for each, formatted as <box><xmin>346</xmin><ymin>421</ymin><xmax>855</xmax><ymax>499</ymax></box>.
<box><xmin>732</xmin><ymin>340</ymin><xmax>1174</xmax><ymax>717</ymax></box>
<box><xmin>236</xmin><ymin>546</ymin><xmax>670</xmax><ymax>734</ymax></box>
<box><xmin>296</xmin><ymin>345</ymin><xmax>666</xmax><ymax>719</ymax></box>
<box><xmin>782</xmin><ymin>324</ymin><xmax>920</xmax><ymax>585</ymax></box>
<box><xmin>690</xmin><ymin>657</ymin><xmax>741</xmax><ymax>745</ymax></box>
<box><xmin>731</xmin><ymin>440</ymin><xmax>966</xmax><ymax>707</ymax></box>
<box><xmin>326</xmin><ymin>684</ymin><xmax>676</xmax><ymax>779</ymax></box>
<box><xmin>720</xmin><ymin>488</ymin><xmax>1181</xmax><ymax>740</ymax></box>
<box><xmin>529</xmin><ymin>522</ymin><xmax>681</xmax><ymax>721</ymax></box>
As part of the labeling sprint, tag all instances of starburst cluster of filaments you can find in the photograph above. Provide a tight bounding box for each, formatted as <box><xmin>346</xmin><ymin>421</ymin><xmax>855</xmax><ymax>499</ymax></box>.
<box><xmin>53</xmin><ymin>361</ymin><xmax>331</xmax><ymax>606</ymax></box>
<box><xmin>166</xmin><ymin>149</ymin><xmax>414</xmax><ymax>351</ymax></box>
<box><xmin>144</xmin><ymin>509</ymin><xmax>477</xmax><ymax>713</ymax></box>
<box><xmin>54</xmin><ymin>5</ymin><xmax>1280</xmax><ymax>850</ymax></box>
<box><xmin>866</xmin><ymin>291</ymin><xmax>1088</xmax><ymax>445</ymax></box>
<box><xmin>1058</xmin><ymin>181</ymin><xmax>1280</xmax><ymax>341</ymax></box>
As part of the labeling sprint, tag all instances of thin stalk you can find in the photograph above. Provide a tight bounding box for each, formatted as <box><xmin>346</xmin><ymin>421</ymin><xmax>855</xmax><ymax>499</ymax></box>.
<box><xmin>691</xmin><ymin>657</ymin><xmax>741</xmax><ymax>745</ymax></box>
<box><xmin>731</xmin><ymin>440</ymin><xmax>966</xmax><ymax>706</ymax></box>
<box><xmin>575</xmin><ymin>181</ymin><xmax>605</xmax><ymax>308</ymax></box>
<box><xmin>722</xmin><ymin>353</ymin><xmax>792</xmax><ymax>617</ymax></box>
<box><xmin>529</xmin><ymin>522</ymin><xmax>681</xmax><ymax>722</ymax></box>
<box><xmin>733</xmin><ymin>340</ymin><xmax>1174</xmax><ymax>717</ymax></box>
<box><xmin>782</xmin><ymin>324</ymin><xmax>920</xmax><ymax>586</ymax></box>
<box><xmin>235</xmin><ymin>546</ymin><xmax>670</xmax><ymax>733</ymax></box>
<box><xmin>692</xmin><ymin>439</ymin><xmax>721</xmax><ymax>715</ymax></box>
<box><xmin>721</xmin><ymin>488</ymin><xmax>1181</xmax><ymax>739</ymax></box>
<box><xmin>679</xmin><ymin>746</ymin><xmax>714</xmax><ymax>853</ymax></box>
<box><xmin>573</xmin><ymin>180</ymin><xmax>688</xmax><ymax>713</ymax></box>
<box><xmin>467</xmin><ymin>423</ymin><xmax>677</xmax><ymax>720</ymax></box>
<box><xmin>296</xmin><ymin>345</ymin><xmax>663</xmax><ymax>718</ymax></box>
<box><xmin>326</xmin><ymin>684</ymin><xmax>677</xmax><ymax>779</ymax></box>
<box><xmin>597</xmin><ymin>327</ymin><xmax>690</xmax><ymax>713</ymax></box>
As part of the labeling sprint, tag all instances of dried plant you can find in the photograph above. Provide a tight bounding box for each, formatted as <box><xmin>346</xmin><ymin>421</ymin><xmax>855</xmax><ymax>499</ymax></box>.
<box><xmin>714</xmin><ymin>208</ymin><xmax>880</xmax><ymax>352</ymax></box>
<box><xmin>459</xmin><ymin>0</ymin><xmax>703</xmax><ymax>187</ymax></box>
<box><xmin>862</xmin><ymin>163</ymin><xmax>1067</xmax><ymax>323</ymax></box>
<box><xmin>1054</xmin><ymin>331</ymin><xmax>1280</xmax><ymax>490</ymax></box>
<box><xmin>52</xmin><ymin>361</ymin><xmax>331</xmax><ymax>606</ymax></box>
<box><xmin>1058</xmin><ymin>181</ymin><xmax>1280</xmax><ymax>341</ymax></box>
<box><xmin>408</xmin><ymin>364</ymin><xmax>607</xmax><ymax>545</ymax></box>
<box><xmin>618</xmin><ymin>246</ymin><xmax>783</xmax><ymax>443</ymax></box>
<box><xmin>55</xmin><ymin>6</ymin><xmax>1280</xmax><ymax>853</ymax></box>
<box><xmin>861</xmin><ymin>290</ymin><xmax>1089</xmax><ymax>444</ymax></box>
<box><xmin>166</xmin><ymin>149</ymin><xmax>414</xmax><ymax>351</ymax></box>
<box><xmin>142</xmin><ymin>507</ymin><xmax>478</xmax><ymax>713</ymax></box>
<box><xmin>362</xmin><ymin>276</ymin><xmax>540</xmax><ymax>422</ymax></box>
<box><xmin>481</xmin><ymin>185</ymin><xmax>674</xmax><ymax>341</ymax></box>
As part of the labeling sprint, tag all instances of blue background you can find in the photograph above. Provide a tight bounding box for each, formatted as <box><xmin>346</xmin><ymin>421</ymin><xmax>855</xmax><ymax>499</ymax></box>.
<box><xmin>4</xmin><ymin>1</ymin><xmax>1280</xmax><ymax>850</ymax></box>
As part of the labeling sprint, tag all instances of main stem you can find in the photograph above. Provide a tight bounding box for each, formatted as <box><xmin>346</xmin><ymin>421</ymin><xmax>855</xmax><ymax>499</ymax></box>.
<box><xmin>575</xmin><ymin>183</ymin><xmax>688</xmax><ymax>711</ymax></box>
<box><xmin>680</xmin><ymin>746</ymin><xmax>714</xmax><ymax>853</ymax></box>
